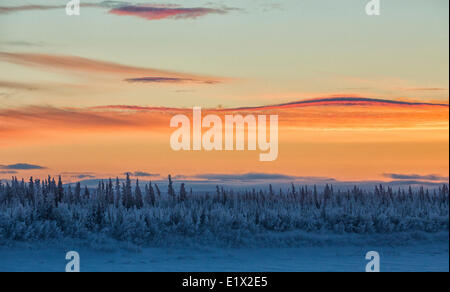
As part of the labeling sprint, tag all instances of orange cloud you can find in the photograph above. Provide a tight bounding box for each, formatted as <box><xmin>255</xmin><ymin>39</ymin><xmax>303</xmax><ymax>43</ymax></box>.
<box><xmin>0</xmin><ymin>105</ymin><xmax>168</xmax><ymax>137</ymax></box>
<box><xmin>1</xmin><ymin>98</ymin><xmax>448</xmax><ymax>182</ymax></box>
<box><xmin>89</xmin><ymin>97</ymin><xmax>449</xmax><ymax>130</ymax></box>
<box><xmin>0</xmin><ymin>97</ymin><xmax>448</xmax><ymax>146</ymax></box>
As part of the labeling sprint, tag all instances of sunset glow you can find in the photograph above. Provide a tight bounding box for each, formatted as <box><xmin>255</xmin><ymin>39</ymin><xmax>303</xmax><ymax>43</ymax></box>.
<box><xmin>0</xmin><ymin>0</ymin><xmax>448</xmax><ymax>186</ymax></box>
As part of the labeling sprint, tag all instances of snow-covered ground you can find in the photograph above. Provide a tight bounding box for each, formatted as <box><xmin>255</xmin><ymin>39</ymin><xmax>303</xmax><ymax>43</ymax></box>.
<box><xmin>1</xmin><ymin>180</ymin><xmax>447</xmax><ymax>272</ymax></box>
<box><xmin>0</xmin><ymin>241</ymin><xmax>448</xmax><ymax>272</ymax></box>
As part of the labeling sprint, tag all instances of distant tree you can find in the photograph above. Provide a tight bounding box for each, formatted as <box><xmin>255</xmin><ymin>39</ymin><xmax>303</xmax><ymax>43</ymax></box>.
<box><xmin>324</xmin><ymin>184</ymin><xmax>331</xmax><ymax>200</ymax></box>
<box><xmin>216</xmin><ymin>186</ymin><xmax>221</xmax><ymax>198</ymax></box>
<box><xmin>83</xmin><ymin>186</ymin><xmax>90</xmax><ymax>200</ymax></box>
<box><xmin>0</xmin><ymin>176</ymin><xmax>447</xmax><ymax>244</ymax></box>
<box><xmin>313</xmin><ymin>185</ymin><xmax>320</xmax><ymax>209</ymax></box>
<box><xmin>107</xmin><ymin>179</ymin><xmax>114</xmax><ymax>205</ymax></box>
<box><xmin>124</xmin><ymin>173</ymin><xmax>133</xmax><ymax>209</ymax></box>
<box><xmin>269</xmin><ymin>184</ymin><xmax>274</xmax><ymax>196</ymax></box>
<box><xmin>67</xmin><ymin>185</ymin><xmax>73</xmax><ymax>204</ymax></box>
<box><xmin>180</xmin><ymin>183</ymin><xmax>187</xmax><ymax>202</ymax></box>
<box><xmin>135</xmin><ymin>179</ymin><xmax>144</xmax><ymax>209</ymax></box>
<box><xmin>155</xmin><ymin>184</ymin><xmax>161</xmax><ymax>198</ymax></box>
<box><xmin>168</xmin><ymin>175</ymin><xmax>175</xmax><ymax>199</ymax></box>
<box><xmin>27</xmin><ymin>177</ymin><xmax>35</xmax><ymax>205</ymax></box>
<box><xmin>57</xmin><ymin>176</ymin><xmax>63</xmax><ymax>192</ymax></box>
<box><xmin>291</xmin><ymin>184</ymin><xmax>297</xmax><ymax>196</ymax></box>
<box><xmin>75</xmin><ymin>182</ymin><xmax>81</xmax><ymax>203</ymax></box>
<box><xmin>114</xmin><ymin>178</ymin><xmax>121</xmax><ymax>208</ymax></box>
<box><xmin>145</xmin><ymin>182</ymin><xmax>156</xmax><ymax>206</ymax></box>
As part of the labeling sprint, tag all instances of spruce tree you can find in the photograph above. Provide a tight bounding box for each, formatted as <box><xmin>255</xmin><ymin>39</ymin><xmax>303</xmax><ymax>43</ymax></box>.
<box><xmin>155</xmin><ymin>184</ymin><xmax>161</xmax><ymax>198</ymax></box>
<box><xmin>75</xmin><ymin>182</ymin><xmax>81</xmax><ymax>203</ymax></box>
<box><xmin>180</xmin><ymin>183</ymin><xmax>187</xmax><ymax>202</ymax></box>
<box><xmin>135</xmin><ymin>179</ymin><xmax>144</xmax><ymax>209</ymax></box>
<box><xmin>83</xmin><ymin>186</ymin><xmax>90</xmax><ymax>200</ymax></box>
<box><xmin>115</xmin><ymin>178</ymin><xmax>121</xmax><ymax>208</ymax></box>
<box><xmin>124</xmin><ymin>173</ymin><xmax>133</xmax><ymax>209</ymax></box>
<box><xmin>168</xmin><ymin>175</ymin><xmax>175</xmax><ymax>199</ymax></box>
<box><xmin>145</xmin><ymin>182</ymin><xmax>156</xmax><ymax>206</ymax></box>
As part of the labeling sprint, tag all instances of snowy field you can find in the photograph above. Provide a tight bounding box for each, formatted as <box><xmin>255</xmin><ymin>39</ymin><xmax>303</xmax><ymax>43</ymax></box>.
<box><xmin>0</xmin><ymin>241</ymin><xmax>448</xmax><ymax>272</ymax></box>
<box><xmin>1</xmin><ymin>178</ymin><xmax>448</xmax><ymax>272</ymax></box>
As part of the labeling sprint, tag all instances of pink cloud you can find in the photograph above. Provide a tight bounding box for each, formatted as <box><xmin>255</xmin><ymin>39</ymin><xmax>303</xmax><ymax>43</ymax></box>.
<box><xmin>109</xmin><ymin>5</ymin><xmax>231</xmax><ymax>20</ymax></box>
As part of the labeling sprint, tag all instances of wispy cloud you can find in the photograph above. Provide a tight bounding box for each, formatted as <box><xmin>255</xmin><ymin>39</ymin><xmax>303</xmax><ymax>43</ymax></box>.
<box><xmin>0</xmin><ymin>163</ymin><xmax>46</xmax><ymax>170</ymax></box>
<box><xmin>92</xmin><ymin>97</ymin><xmax>449</xmax><ymax>113</ymax></box>
<box><xmin>0</xmin><ymin>105</ymin><xmax>171</xmax><ymax>145</ymax></box>
<box><xmin>0</xmin><ymin>5</ymin><xmax>63</xmax><ymax>14</ymax></box>
<box><xmin>384</xmin><ymin>173</ymin><xmax>449</xmax><ymax>182</ymax></box>
<box><xmin>125</xmin><ymin>171</ymin><xmax>160</xmax><ymax>178</ymax></box>
<box><xmin>193</xmin><ymin>173</ymin><xmax>298</xmax><ymax>181</ymax></box>
<box><xmin>0</xmin><ymin>52</ymin><xmax>224</xmax><ymax>85</ymax></box>
<box><xmin>175</xmin><ymin>173</ymin><xmax>335</xmax><ymax>183</ymax></box>
<box><xmin>0</xmin><ymin>41</ymin><xmax>45</xmax><ymax>47</ymax></box>
<box><xmin>0</xmin><ymin>2</ymin><xmax>237</xmax><ymax>21</ymax></box>
<box><xmin>0</xmin><ymin>80</ymin><xmax>38</xmax><ymax>91</ymax></box>
<box><xmin>0</xmin><ymin>170</ymin><xmax>18</xmax><ymax>174</ymax></box>
<box><xmin>0</xmin><ymin>2</ymin><xmax>119</xmax><ymax>14</ymax></box>
<box><xmin>61</xmin><ymin>172</ymin><xmax>97</xmax><ymax>179</ymax></box>
<box><xmin>403</xmin><ymin>88</ymin><xmax>448</xmax><ymax>92</ymax></box>
<box><xmin>0</xmin><ymin>105</ymin><xmax>149</xmax><ymax>131</ymax></box>
<box><xmin>226</xmin><ymin>97</ymin><xmax>450</xmax><ymax>111</ymax></box>
<box><xmin>90</xmin><ymin>97</ymin><xmax>449</xmax><ymax>131</ymax></box>
<box><xmin>0</xmin><ymin>97</ymin><xmax>448</xmax><ymax>145</ymax></box>
<box><xmin>387</xmin><ymin>180</ymin><xmax>449</xmax><ymax>187</ymax></box>
<box><xmin>125</xmin><ymin>77</ymin><xmax>219</xmax><ymax>85</ymax></box>
<box><xmin>91</xmin><ymin>105</ymin><xmax>182</xmax><ymax>112</ymax></box>
<box><xmin>109</xmin><ymin>5</ymin><xmax>234</xmax><ymax>20</ymax></box>
<box><xmin>259</xmin><ymin>3</ymin><xmax>284</xmax><ymax>12</ymax></box>
<box><xmin>76</xmin><ymin>174</ymin><xmax>96</xmax><ymax>179</ymax></box>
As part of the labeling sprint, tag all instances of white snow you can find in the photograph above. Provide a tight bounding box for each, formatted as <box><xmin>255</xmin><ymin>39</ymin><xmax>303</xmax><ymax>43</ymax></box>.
<box><xmin>1</xmin><ymin>179</ymin><xmax>447</xmax><ymax>272</ymax></box>
<box><xmin>0</xmin><ymin>241</ymin><xmax>448</xmax><ymax>272</ymax></box>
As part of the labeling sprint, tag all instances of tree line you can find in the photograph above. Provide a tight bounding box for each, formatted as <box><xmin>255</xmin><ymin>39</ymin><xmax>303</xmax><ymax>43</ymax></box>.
<box><xmin>0</xmin><ymin>175</ymin><xmax>448</xmax><ymax>246</ymax></box>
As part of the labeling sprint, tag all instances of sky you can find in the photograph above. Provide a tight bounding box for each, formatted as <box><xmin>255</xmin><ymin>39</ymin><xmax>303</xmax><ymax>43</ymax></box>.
<box><xmin>0</xmin><ymin>0</ymin><xmax>449</xmax><ymax>186</ymax></box>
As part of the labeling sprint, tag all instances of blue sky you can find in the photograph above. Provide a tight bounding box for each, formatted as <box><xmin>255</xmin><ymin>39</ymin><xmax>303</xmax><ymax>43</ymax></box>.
<box><xmin>0</xmin><ymin>0</ymin><xmax>448</xmax><ymax>108</ymax></box>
